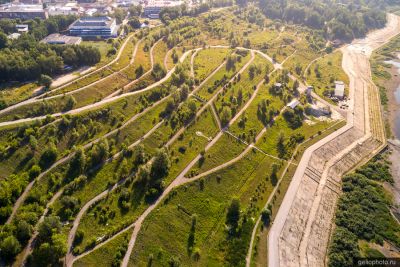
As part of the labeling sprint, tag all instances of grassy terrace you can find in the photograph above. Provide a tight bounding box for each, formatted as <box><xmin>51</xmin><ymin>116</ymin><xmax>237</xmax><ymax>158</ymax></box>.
<box><xmin>129</xmin><ymin>145</ymin><xmax>279</xmax><ymax>266</ymax></box>
<box><xmin>193</xmin><ymin>48</ymin><xmax>231</xmax><ymax>81</ymax></box>
<box><xmin>188</xmin><ymin>133</ymin><xmax>247</xmax><ymax>176</ymax></box>
<box><xmin>109</xmin><ymin>37</ymin><xmax>136</xmax><ymax>72</ymax></box>
<box><xmin>74</xmin><ymin>228</ymin><xmax>133</xmax><ymax>267</ymax></box>
<box><xmin>73</xmin><ymin>108</ymin><xmax>219</xmax><ymax>251</ymax></box>
<box><xmin>0</xmin><ymin>83</ymin><xmax>39</xmax><ymax>108</ymax></box>
<box><xmin>47</xmin><ymin>36</ymin><xmax>135</xmax><ymax>96</ymax></box>
<box><xmin>306</xmin><ymin>51</ymin><xmax>350</xmax><ymax>102</ymax></box>
<box><xmin>228</xmin><ymin>71</ymin><xmax>286</xmax><ymax>138</ymax></box>
<box><xmin>0</xmin><ymin>70</ymin><xmax>130</xmax><ymax>122</ymax></box>
<box><xmin>166</xmin><ymin>47</ymin><xmax>184</xmax><ymax>70</ymax></box>
<box><xmin>129</xmin><ymin>113</ymin><xmax>339</xmax><ymax>266</ymax></box>
<box><xmin>153</xmin><ymin>40</ymin><xmax>169</xmax><ymax>68</ymax></box>
<box><xmin>122</xmin><ymin>39</ymin><xmax>152</xmax><ymax>80</ymax></box>
<box><xmin>5</xmin><ymin>85</ymin><xmax>171</xmax><ymax>225</ymax></box>
<box><xmin>282</xmin><ymin>37</ymin><xmax>321</xmax><ymax>78</ymax></box>
<box><xmin>74</xmin><ymin>229</ymin><xmax>133</xmax><ymax>267</ymax></box>
<box><xmin>49</xmin><ymin>98</ymin><xmax>171</xmax><ymax>217</ymax></box>
<box><xmin>214</xmin><ymin>54</ymin><xmax>269</xmax><ymax>119</ymax></box>
<box><xmin>196</xmin><ymin>51</ymin><xmax>252</xmax><ymax>100</ymax></box>
<box><xmin>0</xmin><ymin>38</ymin><xmax>142</xmax><ymax>122</ymax></box>
<box><xmin>263</xmin><ymin>30</ymin><xmax>298</xmax><ymax>63</ymax></box>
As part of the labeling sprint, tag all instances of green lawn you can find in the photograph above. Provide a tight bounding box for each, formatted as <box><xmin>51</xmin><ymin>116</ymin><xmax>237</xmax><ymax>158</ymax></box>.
<box><xmin>194</xmin><ymin>48</ymin><xmax>231</xmax><ymax>81</ymax></box>
<box><xmin>74</xmin><ymin>228</ymin><xmax>133</xmax><ymax>267</ymax></box>
<box><xmin>306</xmin><ymin>51</ymin><xmax>349</xmax><ymax>102</ymax></box>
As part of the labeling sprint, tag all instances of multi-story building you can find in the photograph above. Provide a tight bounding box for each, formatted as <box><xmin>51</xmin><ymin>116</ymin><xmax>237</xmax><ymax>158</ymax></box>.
<box><xmin>143</xmin><ymin>0</ymin><xmax>183</xmax><ymax>19</ymax></box>
<box><xmin>0</xmin><ymin>3</ymin><xmax>48</xmax><ymax>19</ymax></box>
<box><xmin>48</xmin><ymin>3</ymin><xmax>83</xmax><ymax>16</ymax></box>
<box><xmin>68</xmin><ymin>16</ymin><xmax>118</xmax><ymax>38</ymax></box>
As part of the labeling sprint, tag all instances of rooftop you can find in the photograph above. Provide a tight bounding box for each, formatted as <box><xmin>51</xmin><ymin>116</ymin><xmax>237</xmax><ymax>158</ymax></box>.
<box><xmin>334</xmin><ymin>81</ymin><xmax>345</xmax><ymax>97</ymax></box>
<box><xmin>41</xmin><ymin>33</ymin><xmax>82</xmax><ymax>45</ymax></box>
<box><xmin>69</xmin><ymin>16</ymin><xmax>115</xmax><ymax>28</ymax></box>
<box><xmin>145</xmin><ymin>0</ymin><xmax>183</xmax><ymax>8</ymax></box>
<box><xmin>0</xmin><ymin>3</ymin><xmax>44</xmax><ymax>12</ymax></box>
<box><xmin>287</xmin><ymin>99</ymin><xmax>300</xmax><ymax>109</ymax></box>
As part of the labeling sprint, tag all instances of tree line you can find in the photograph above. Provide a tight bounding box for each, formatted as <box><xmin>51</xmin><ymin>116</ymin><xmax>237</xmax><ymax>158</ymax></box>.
<box><xmin>255</xmin><ymin>0</ymin><xmax>387</xmax><ymax>41</ymax></box>
<box><xmin>0</xmin><ymin>15</ymin><xmax>101</xmax><ymax>83</ymax></box>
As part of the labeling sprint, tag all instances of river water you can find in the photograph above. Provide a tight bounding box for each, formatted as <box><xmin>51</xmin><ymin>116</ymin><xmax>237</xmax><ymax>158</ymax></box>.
<box><xmin>384</xmin><ymin>60</ymin><xmax>400</xmax><ymax>139</ymax></box>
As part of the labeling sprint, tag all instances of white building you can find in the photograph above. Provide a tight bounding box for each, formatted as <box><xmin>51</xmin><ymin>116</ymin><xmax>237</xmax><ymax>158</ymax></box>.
<box><xmin>16</xmin><ymin>24</ymin><xmax>28</xmax><ymax>33</ymax></box>
<box><xmin>287</xmin><ymin>99</ymin><xmax>300</xmax><ymax>109</ymax></box>
<box><xmin>143</xmin><ymin>0</ymin><xmax>183</xmax><ymax>19</ymax></box>
<box><xmin>334</xmin><ymin>81</ymin><xmax>345</xmax><ymax>99</ymax></box>
<box><xmin>48</xmin><ymin>4</ymin><xmax>83</xmax><ymax>16</ymax></box>
<box><xmin>41</xmin><ymin>33</ymin><xmax>82</xmax><ymax>45</ymax></box>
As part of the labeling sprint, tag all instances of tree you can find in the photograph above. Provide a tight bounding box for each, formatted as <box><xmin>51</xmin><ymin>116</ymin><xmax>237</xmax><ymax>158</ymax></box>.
<box><xmin>226</xmin><ymin>198</ymin><xmax>240</xmax><ymax>231</ymax></box>
<box><xmin>128</xmin><ymin>17</ymin><xmax>141</xmax><ymax>29</ymax></box>
<box><xmin>270</xmin><ymin>163</ymin><xmax>279</xmax><ymax>186</ymax></box>
<box><xmin>0</xmin><ymin>235</ymin><xmax>21</xmax><ymax>260</ymax></box>
<box><xmin>37</xmin><ymin>216</ymin><xmax>61</xmax><ymax>243</ymax></box>
<box><xmin>151</xmin><ymin>63</ymin><xmax>166</xmax><ymax>80</ymax></box>
<box><xmin>68</xmin><ymin>148</ymin><xmax>86</xmax><ymax>178</ymax></box>
<box><xmin>39</xmin><ymin>145</ymin><xmax>58</xmax><ymax>169</ymax></box>
<box><xmin>277</xmin><ymin>132</ymin><xmax>286</xmax><ymax>158</ymax></box>
<box><xmin>16</xmin><ymin>220</ymin><xmax>33</xmax><ymax>242</ymax></box>
<box><xmin>150</xmin><ymin>149</ymin><xmax>170</xmax><ymax>179</ymax></box>
<box><xmin>29</xmin><ymin>165</ymin><xmax>41</xmax><ymax>180</ymax></box>
<box><xmin>0</xmin><ymin>31</ymin><xmax>8</xmax><ymax>49</ymax></box>
<box><xmin>62</xmin><ymin>47</ymin><xmax>78</xmax><ymax>66</ymax></box>
<box><xmin>39</xmin><ymin>74</ymin><xmax>53</xmax><ymax>88</ymax></box>
<box><xmin>64</xmin><ymin>95</ymin><xmax>77</xmax><ymax>111</ymax></box>
<box><xmin>261</xmin><ymin>208</ymin><xmax>272</xmax><ymax>226</ymax></box>
<box><xmin>220</xmin><ymin>106</ymin><xmax>232</xmax><ymax>126</ymax></box>
<box><xmin>135</xmin><ymin>65</ymin><xmax>144</xmax><ymax>78</ymax></box>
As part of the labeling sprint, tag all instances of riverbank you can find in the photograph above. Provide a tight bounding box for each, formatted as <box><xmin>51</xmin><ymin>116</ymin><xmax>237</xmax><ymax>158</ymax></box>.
<box><xmin>381</xmin><ymin>63</ymin><xmax>400</xmax><ymax>139</ymax></box>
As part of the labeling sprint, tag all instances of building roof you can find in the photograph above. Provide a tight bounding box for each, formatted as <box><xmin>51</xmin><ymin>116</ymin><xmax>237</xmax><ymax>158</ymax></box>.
<box><xmin>287</xmin><ymin>99</ymin><xmax>300</xmax><ymax>109</ymax></box>
<box><xmin>334</xmin><ymin>81</ymin><xmax>345</xmax><ymax>97</ymax></box>
<box><xmin>8</xmin><ymin>32</ymin><xmax>21</xmax><ymax>39</ymax></box>
<box><xmin>16</xmin><ymin>24</ymin><xmax>28</xmax><ymax>32</ymax></box>
<box><xmin>41</xmin><ymin>33</ymin><xmax>82</xmax><ymax>45</ymax></box>
<box><xmin>69</xmin><ymin>16</ymin><xmax>115</xmax><ymax>29</ymax></box>
<box><xmin>0</xmin><ymin>3</ymin><xmax>44</xmax><ymax>13</ymax></box>
<box><xmin>145</xmin><ymin>0</ymin><xmax>183</xmax><ymax>8</ymax></box>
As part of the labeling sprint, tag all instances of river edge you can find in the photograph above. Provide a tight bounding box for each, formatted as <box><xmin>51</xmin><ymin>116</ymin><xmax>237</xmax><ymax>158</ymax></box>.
<box><xmin>379</xmin><ymin>63</ymin><xmax>400</xmax><ymax>140</ymax></box>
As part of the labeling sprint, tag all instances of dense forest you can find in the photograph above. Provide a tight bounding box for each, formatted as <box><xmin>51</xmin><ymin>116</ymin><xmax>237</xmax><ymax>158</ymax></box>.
<box><xmin>0</xmin><ymin>15</ymin><xmax>101</xmax><ymax>83</ymax></box>
<box><xmin>256</xmin><ymin>0</ymin><xmax>388</xmax><ymax>40</ymax></box>
<box><xmin>328</xmin><ymin>153</ymin><xmax>399</xmax><ymax>267</ymax></box>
